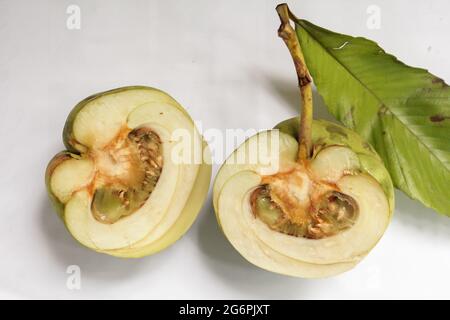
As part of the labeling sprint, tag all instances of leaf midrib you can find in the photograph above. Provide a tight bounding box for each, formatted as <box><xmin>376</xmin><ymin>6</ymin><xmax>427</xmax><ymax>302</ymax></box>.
<box><xmin>298</xmin><ymin>21</ymin><xmax>449</xmax><ymax>172</ymax></box>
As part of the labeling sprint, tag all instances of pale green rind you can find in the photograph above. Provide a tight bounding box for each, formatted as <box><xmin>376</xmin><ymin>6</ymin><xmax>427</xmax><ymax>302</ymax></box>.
<box><xmin>275</xmin><ymin>118</ymin><xmax>395</xmax><ymax>215</ymax></box>
<box><xmin>294</xmin><ymin>19</ymin><xmax>450</xmax><ymax>216</ymax></box>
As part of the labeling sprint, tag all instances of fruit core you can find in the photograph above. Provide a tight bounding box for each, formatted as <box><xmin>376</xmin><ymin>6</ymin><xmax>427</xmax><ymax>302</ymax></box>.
<box><xmin>250</xmin><ymin>164</ymin><xmax>358</xmax><ymax>239</ymax></box>
<box><xmin>87</xmin><ymin>127</ymin><xmax>163</xmax><ymax>224</ymax></box>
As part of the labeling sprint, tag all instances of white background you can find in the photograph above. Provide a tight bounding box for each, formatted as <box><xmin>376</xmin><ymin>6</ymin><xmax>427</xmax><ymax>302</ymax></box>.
<box><xmin>0</xmin><ymin>0</ymin><xmax>449</xmax><ymax>299</ymax></box>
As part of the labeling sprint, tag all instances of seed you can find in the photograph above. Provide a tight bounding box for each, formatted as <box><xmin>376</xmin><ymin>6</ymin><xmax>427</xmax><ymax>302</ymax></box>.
<box><xmin>328</xmin><ymin>201</ymin><xmax>338</xmax><ymax>212</ymax></box>
<box><xmin>308</xmin><ymin>225</ymin><xmax>320</xmax><ymax>234</ymax></box>
<box><xmin>318</xmin><ymin>223</ymin><xmax>332</xmax><ymax>232</ymax></box>
<box><xmin>151</xmin><ymin>152</ymin><xmax>161</xmax><ymax>161</ymax></box>
<box><xmin>148</xmin><ymin>142</ymin><xmax>158</xmax><ymax>151</ymax></box>
<box><xmin>149</xmin><ymin>159</ymin><xmax>159</xmax><ymax>168</ymax></box>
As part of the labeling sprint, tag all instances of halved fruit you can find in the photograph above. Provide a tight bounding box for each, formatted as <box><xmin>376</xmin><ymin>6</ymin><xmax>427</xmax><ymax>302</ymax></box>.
<box><xmin>46</xmin><ymin>86</ymin><xmax>211</xmax><ymax>258</ymax></box>
<box><xmin>213</xmin><ymin>119</ymin><xmax>394</xmax><ymax>278</ymax></box>
<box><xmin>213</xmin><ymin>3</ymin><xmax>394</xmax><ymax>278</ymax></box>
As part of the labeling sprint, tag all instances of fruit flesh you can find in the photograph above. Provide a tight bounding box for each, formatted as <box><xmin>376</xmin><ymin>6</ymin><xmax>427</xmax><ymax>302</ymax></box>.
<box><xmin>46</xmin><ymin>86</ymin><xmax>211</xmax><ymax>257</ymax></box>
<box><xmin>213</xmin><ymin>119</ymin><xmax>393</xmax><ymax>278</ymax></box>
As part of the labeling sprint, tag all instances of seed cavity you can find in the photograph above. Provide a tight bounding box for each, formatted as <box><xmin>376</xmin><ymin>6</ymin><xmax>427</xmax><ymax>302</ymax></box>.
<box><xmin>91</xmin><ymin>128</ymin><xmax>163</xmax><ymax>224</ymax></box>
<box><xmin>251</xmin><ymin>186</ymin><xmax>358</xmax><ymax>239</ymax></box>
<box><xmin>310</xmin><ymin>191</ymin><xmax>359</xmax><ymax>238</ymax></box>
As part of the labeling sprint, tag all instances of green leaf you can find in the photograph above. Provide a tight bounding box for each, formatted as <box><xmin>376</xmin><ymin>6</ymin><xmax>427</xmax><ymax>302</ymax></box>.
<box><xmin>294</xmin><ymin>19</ymin><xmax>450</xmax><ymax>216</ymax></box>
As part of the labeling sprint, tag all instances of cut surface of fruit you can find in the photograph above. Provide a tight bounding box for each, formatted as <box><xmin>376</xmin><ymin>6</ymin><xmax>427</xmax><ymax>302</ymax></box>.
<box><xmin>46</xmin><ymin>86</ymin><xmax>211</xmax><ymax>257</ymax></box>
<box><xmin>213</xmin><ymin>120</ymin><xmax>393</xmax><ymax>278</ymax></box>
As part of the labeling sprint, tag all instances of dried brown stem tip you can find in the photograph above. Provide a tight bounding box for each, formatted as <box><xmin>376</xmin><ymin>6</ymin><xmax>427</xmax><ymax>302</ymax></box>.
<box><xmin>276</xmin><ymin>3</ymin><xmax>313</xmax><ymax>161</ymax></box>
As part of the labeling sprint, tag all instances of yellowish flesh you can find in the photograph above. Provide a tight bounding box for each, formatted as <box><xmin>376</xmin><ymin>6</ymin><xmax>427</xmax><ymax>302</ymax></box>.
<box><xmin>72</xmin><ymin>89</ymin><xmax>176</xmax><ymax>149</ymax></box>
<box><xmin>50</xmin><ymin>158</ymin><xmax>95</xmax><ymax>204</ymax></box>
<box><xmin>310</xmin><ymin>146</ymin><xmax>360</xmax><ymax>182</ymax></box>
<box><xmin>214</xmin><ymin>131</ymin><xmax>390</xmax><ymax>278</ymax></box>
<box><xmin>49</xmin><ymin>87</ymin><xmax>210</xmax><ymax>257</ymax></box>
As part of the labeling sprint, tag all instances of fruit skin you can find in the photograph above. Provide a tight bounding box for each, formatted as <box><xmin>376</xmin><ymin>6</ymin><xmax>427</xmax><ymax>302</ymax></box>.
<box><xmin>45</xmin><ymin>86</ymin><xmax>212</xmax><ymax>257</ymax></box>
<box><xmin>275</xmin><ymin>117</ymin><xmax>395</xmax><ymax>215</ymax></box>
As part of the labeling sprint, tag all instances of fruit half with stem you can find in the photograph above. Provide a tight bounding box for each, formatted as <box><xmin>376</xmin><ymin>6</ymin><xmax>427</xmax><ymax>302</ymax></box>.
<box><xmin>212</xmin><ymin>4</ymin><xmax>394</xmax><ymax>278</ymax></box>
<box><xmin>46</xmin><ymin>86</ymin><xmax>211</xmax><ymax>258</ymax></box>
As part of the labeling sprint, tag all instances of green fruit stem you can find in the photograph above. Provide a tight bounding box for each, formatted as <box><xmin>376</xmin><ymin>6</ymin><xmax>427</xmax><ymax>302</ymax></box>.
<box><xmin>276</xmin><ymin>3</ymin><xmax>313</xmax><ymax>161</ymax></box>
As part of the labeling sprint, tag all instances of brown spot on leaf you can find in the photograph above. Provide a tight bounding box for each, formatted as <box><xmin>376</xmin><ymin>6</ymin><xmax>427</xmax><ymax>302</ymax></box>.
<box><xmin>431</xmin><ymin>77</ymin><xmax>445</xmax><ymax>85</ymax></box>
<box><xmin>430</xmin><ymin>114</ymin><xmax>447</xmax><ymax>122</ymax></box>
